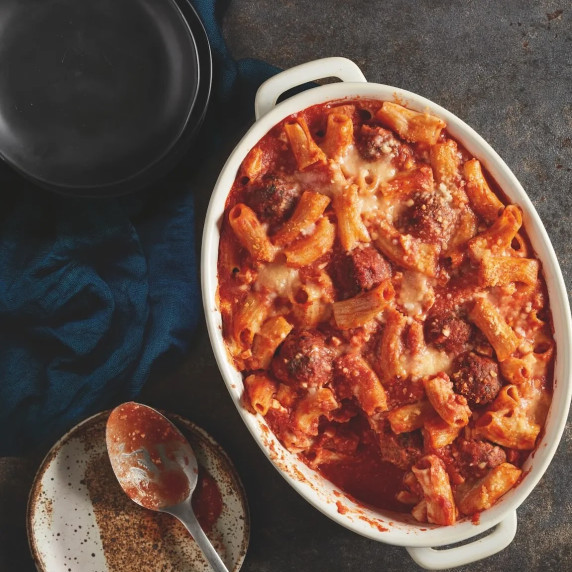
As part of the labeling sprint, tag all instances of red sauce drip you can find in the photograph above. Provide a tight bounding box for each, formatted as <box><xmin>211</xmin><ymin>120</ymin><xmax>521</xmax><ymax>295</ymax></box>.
<box><xmin>192</xmin><ymin>470</ymin><xmax>224</xmax><ymax>532</ymax></box>
<box><xmin>336</xmin><ymin>501</ymin><xmax>348</xmax><ymax>514</ymax></box>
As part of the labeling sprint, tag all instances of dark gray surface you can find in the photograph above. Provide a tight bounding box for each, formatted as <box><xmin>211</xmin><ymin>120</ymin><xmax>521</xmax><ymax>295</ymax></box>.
<box><xmin>2</xmin><ymin>1</ymin><xmax>571</xmax><ymax>571</ymax></box>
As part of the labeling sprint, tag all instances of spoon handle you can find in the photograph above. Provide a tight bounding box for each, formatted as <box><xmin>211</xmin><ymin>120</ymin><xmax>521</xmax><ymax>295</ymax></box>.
<box><xmin>167</xmin><ymin>502</ymin><xmax>230</xmax><ymax>572</ymax></box>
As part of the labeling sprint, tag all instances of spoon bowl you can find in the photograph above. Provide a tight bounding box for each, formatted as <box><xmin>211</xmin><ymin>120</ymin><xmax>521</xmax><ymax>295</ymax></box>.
<box><xmin>106</xmin><ymin>402</ymin><xmax>229</xmax><ymax>572</ymax></box>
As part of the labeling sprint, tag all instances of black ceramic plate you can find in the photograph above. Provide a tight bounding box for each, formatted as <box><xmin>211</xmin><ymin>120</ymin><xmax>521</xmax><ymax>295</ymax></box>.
<box><xmin>167</xmin><ymin>0</ymin><xmax>213</xmax><ymax>171</ymax></box>
<box><xmin>0</xmin><ymin>0</ymin><xmax>210</xmax><ymax>196</ymax></box>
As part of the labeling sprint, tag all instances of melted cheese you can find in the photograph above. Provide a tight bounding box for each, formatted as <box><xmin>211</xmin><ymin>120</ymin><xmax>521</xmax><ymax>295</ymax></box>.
<box><xmin>398</xmin><ymin>271</ymin><xmax>436</xmax><ymax>318</ymax></box>
<box><xmin>293</xmin><ymin>168</ymin><xmax>336</xmax><ymax>197</ymax></box>
<box><xmin>338</xmin><ymin>147</ymin><xmax>407</xmax><ymax>227</ymax></box>
<box><xmin>410</xmin><ymin>347</ymin><xmax>453</xmax><ymax>380</ymax></box>
<box><xmin>256</xmin><ymin>262</ymin><xmax>300</xmax><ymax>298</ymax></box>
<box><xmin>339</xmin><ymin>145</ymin><xmax>396</xmax><ymax>190</ymax></box>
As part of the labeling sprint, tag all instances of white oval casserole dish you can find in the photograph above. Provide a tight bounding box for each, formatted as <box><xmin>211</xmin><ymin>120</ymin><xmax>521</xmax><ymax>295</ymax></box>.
<box><xmin>201</xmin><ymin>58</ymin><xmax>572</xmax><ymax>570</ymax></box>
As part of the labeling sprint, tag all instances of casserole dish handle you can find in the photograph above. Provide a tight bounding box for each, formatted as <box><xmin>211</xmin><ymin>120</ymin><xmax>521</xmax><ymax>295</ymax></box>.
<box><xmin>255</xmin><ymin>57</ymin><xmax>367</xmax><ymax>120</ymax></box>
<box><xmin>406</xmin><ymin>510</ymin><xmax>517</xmax><ymax>570</ymax></box>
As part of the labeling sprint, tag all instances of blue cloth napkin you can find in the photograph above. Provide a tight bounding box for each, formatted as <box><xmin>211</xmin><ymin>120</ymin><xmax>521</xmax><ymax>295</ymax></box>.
<box><xmin>0</xmin><ymin>0</ymin><xmax>278</xmax><ymax>455</ymax></box>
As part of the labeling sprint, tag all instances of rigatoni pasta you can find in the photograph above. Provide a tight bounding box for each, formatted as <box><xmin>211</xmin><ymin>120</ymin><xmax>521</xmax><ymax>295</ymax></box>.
<box><xmin>217</xmin><ymin>98</ymin><xmax>554</xmax><ymax>526</ymax></box>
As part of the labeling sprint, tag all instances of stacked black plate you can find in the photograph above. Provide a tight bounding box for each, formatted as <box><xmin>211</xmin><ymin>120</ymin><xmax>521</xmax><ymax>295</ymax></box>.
<box><xmin>0</xmin><ymin>0</ymin><xmax>212</xmax><ymax>196</ymax></box>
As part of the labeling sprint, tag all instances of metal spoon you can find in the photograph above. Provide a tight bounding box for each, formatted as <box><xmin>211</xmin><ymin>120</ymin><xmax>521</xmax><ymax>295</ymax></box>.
<box><xmin>106</xmin><ymin>402</ymin><xmax>229</xmax><ymax>572</ymax></box>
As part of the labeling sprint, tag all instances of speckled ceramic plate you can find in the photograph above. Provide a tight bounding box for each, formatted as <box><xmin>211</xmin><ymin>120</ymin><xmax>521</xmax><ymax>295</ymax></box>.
<box><xmin>27</xmin><ymin>410</ymin><xmax>249</xmax><ymax>571</ymax></box>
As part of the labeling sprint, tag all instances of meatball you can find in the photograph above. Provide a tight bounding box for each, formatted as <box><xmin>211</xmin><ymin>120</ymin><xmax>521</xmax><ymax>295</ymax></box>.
<box><xmin>357</xmin><ymin>124</ymin><xmax>395</xmax><ymax>161</ymax></box>
<box><xmin>451</xmin><ymin>352</ymin><xmax>502</xmax><ymax>406</ymax></box>
<box><xmin>377</xmin><ymin>428</ymin><xmax>423</xmax><ymax>470</ymax></box>
<box><xmin>329</xmin><ymin>245</ymin><xmax>392</xmax><ymax>299</ymax></box>
<box><xmin>357</xmin><ymin>124</ymin><xmax>414</xmax><ymax>167</ymax></box>
<box><xmin>453</xmin><ymin>438</ymin><xmax>506</xmax><ymax>479</ymax></box>
<box><xmin>272</xmin><ymin>330</ymin><xmax>334</xmax><ymax>387</ymax></box>
<box><xmin>400</xmin><ymin>191</ymin><xmax>457</xmax><ymax>249</ymax></box>
<box><xmin>247</xmin><ymin>175</ymin><xmax>298</xmax><ymax>225</ymax></box>
<box><xmin>424</xmin><ymin>311</ymin><xmax>472</xmax><ymax>354</ymax></box>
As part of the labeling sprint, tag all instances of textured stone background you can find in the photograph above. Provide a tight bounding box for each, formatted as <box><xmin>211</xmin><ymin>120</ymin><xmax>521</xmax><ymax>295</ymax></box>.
<box><xmin>2</xmin><ymin>1</ymin><xmax>571</xmax><ymax>571</ymax></box>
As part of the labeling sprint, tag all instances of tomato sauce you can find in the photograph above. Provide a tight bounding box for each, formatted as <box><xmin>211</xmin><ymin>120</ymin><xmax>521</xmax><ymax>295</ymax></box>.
<box><xmin>319</xmin><ymin>442</ymin><xmax>408</xmax><ymax>513</ymax></box>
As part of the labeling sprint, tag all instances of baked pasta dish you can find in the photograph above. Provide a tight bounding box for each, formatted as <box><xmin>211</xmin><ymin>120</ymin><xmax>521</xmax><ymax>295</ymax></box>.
<box><xmin>216</xmin><ymin>99</ymin><xmax>554</xmax><ymax>525</ymax></box>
